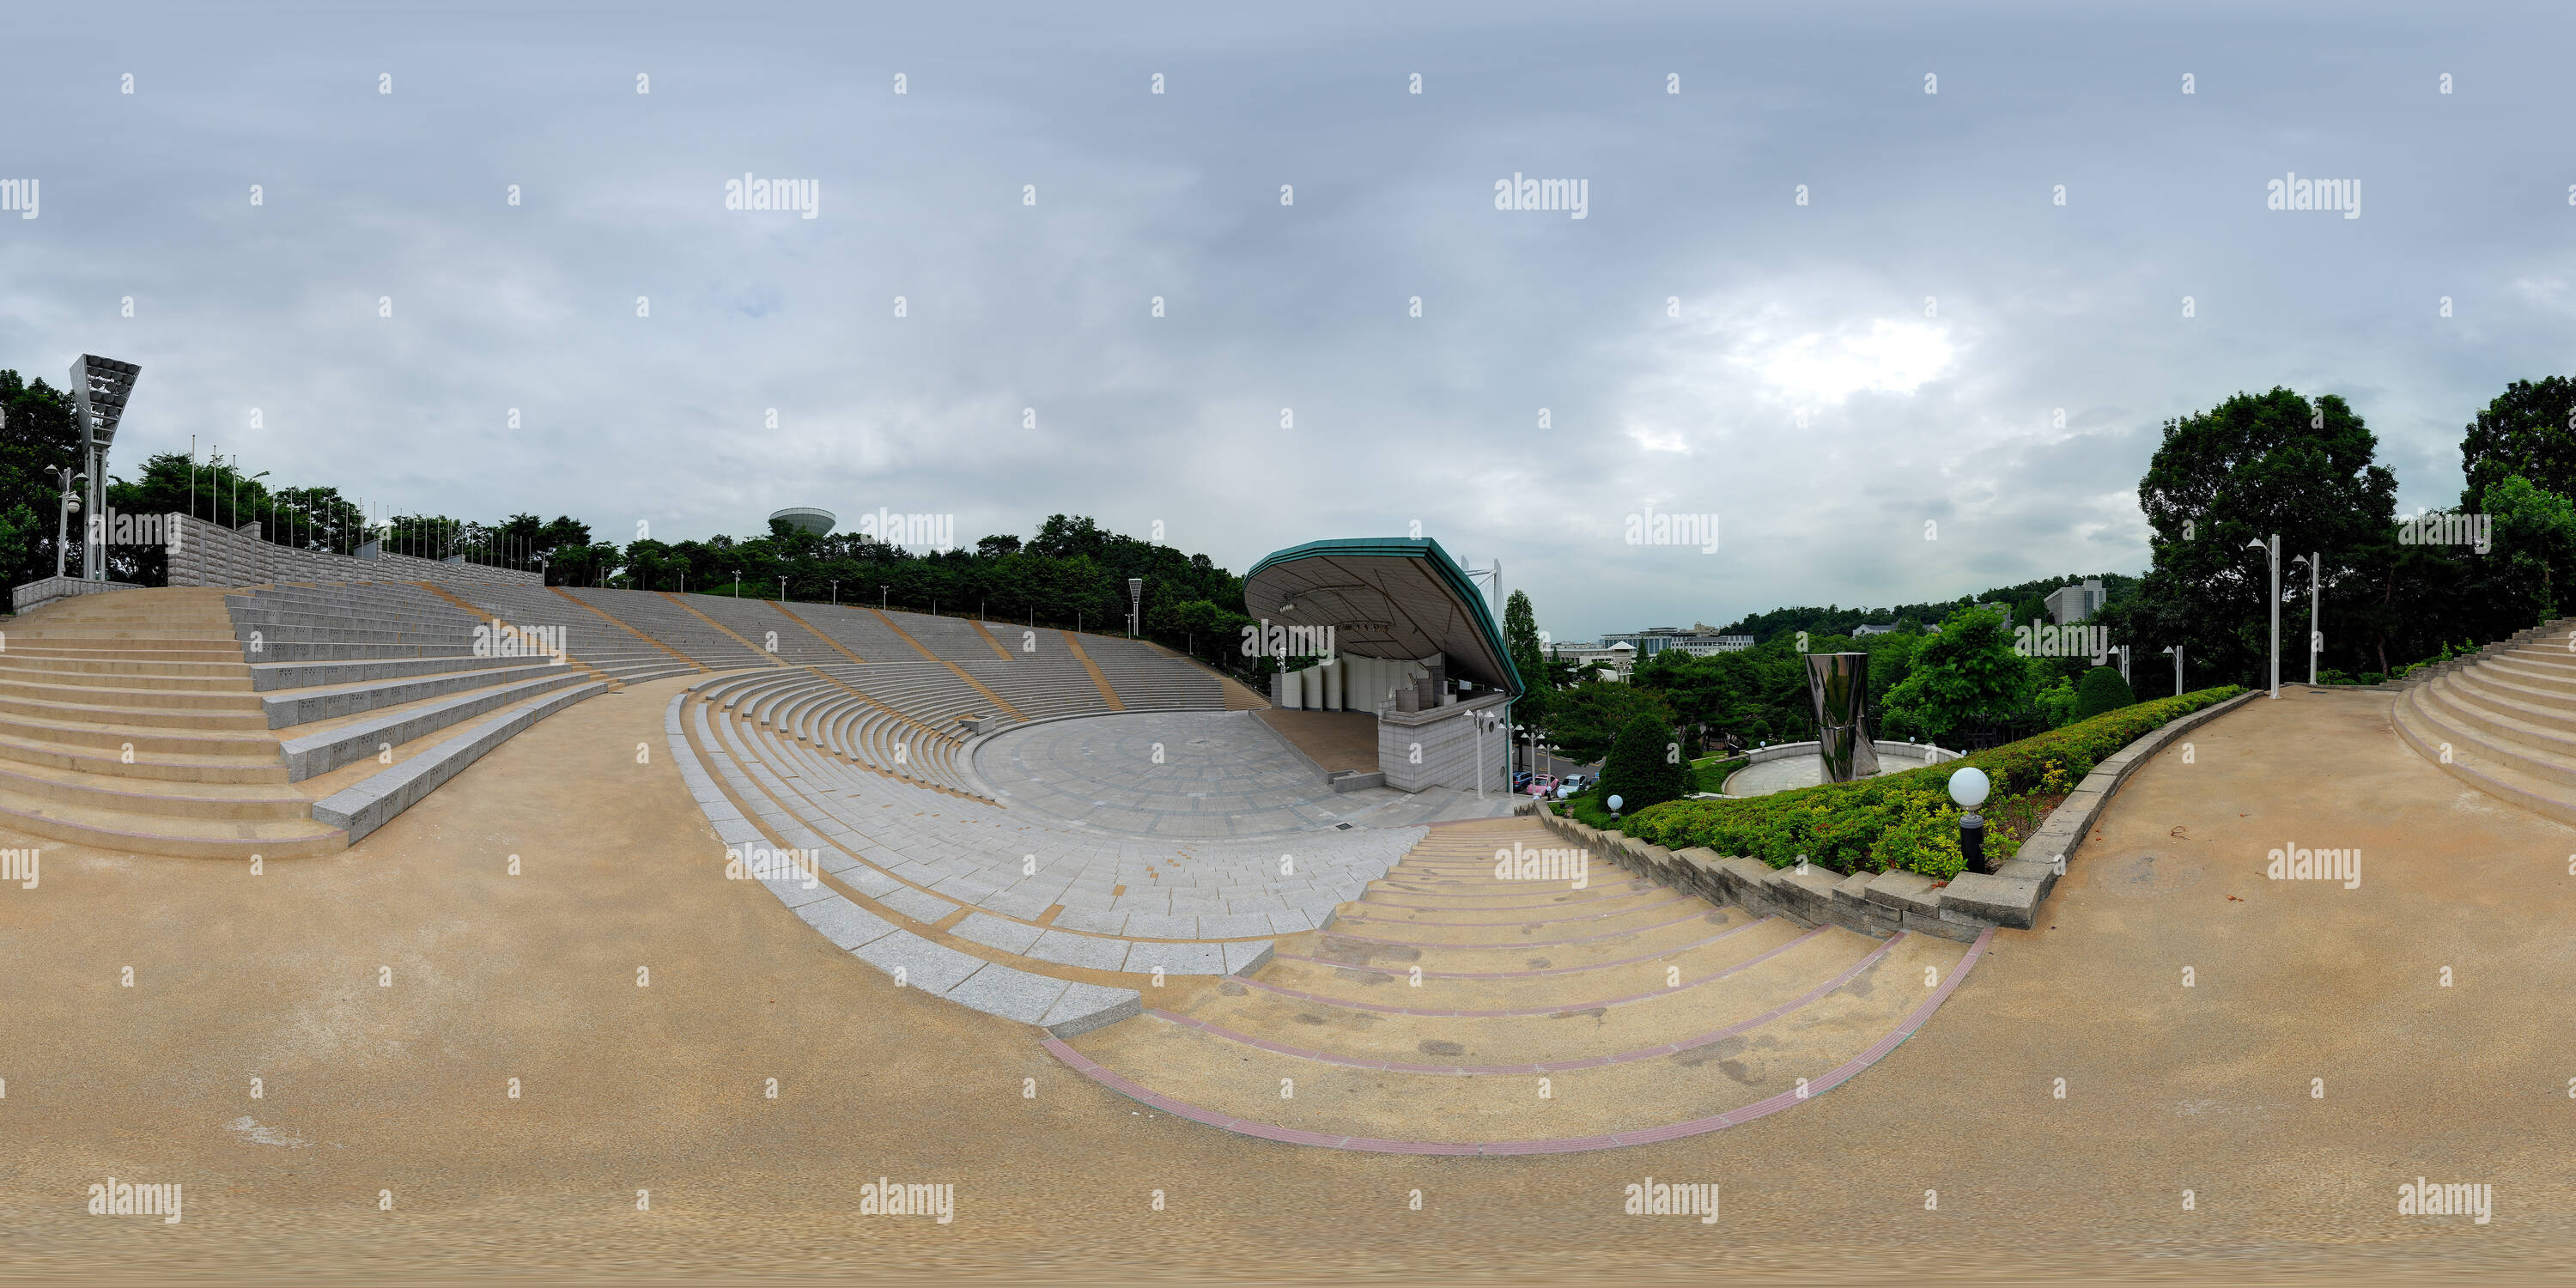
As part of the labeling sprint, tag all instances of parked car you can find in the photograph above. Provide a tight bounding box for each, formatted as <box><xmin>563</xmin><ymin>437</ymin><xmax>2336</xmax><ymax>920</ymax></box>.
<box><xmin>1511</xmin><ymin>771</ymin><xmax>1535</xmax><ymax>792</ymax></box>
<box><xmin>1525</xmin><ymin>774</ymin><xmax>1558</xmax><ymax>797</ymax></box>
<box><xmin>1558</xmin><ymin>773</ymin><xmax>1588</xmax><ymax>794</ymax></box>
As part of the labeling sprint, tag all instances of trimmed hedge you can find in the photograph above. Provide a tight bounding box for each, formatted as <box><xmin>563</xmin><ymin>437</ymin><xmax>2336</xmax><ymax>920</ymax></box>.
<box><xmin>1603</xmin><ymin>684</ymin><xmax>2245</xmax><ymax>879</ymax></box>
<box><xmin>2073</xmin><ymin>665</ymin><xmax>2136</xmax><ymax>720</ymax></box>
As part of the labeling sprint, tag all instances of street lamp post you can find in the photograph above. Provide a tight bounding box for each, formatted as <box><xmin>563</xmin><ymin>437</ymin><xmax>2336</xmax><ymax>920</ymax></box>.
<box><xmin>778</xmin><ymin>576</ymin><xmax>786</xmax><ymax>602</ymax></box>
<box><xmin>2247</xmin><ymin>534</ymin><xmax>2281</xmax><ymax>698</ymax></box>
<box><xmin>880</xmin><ymin>586</ymin><xmax>888</xmax><ymax>611</ymax></box>
<box><xmin>830</xmin><ymin>580</ymin><xmax>837</xmax><ymax>607</ymax></box>
<box><xmin>2161</xmin><ymin>644</ymin><xmax>2183</xmax><ymax>697</ymax></box>
<box><xmin>1127</xmin><ymin>577</ymin><xmax>1143</xmax><ymax>637</ymax></box>
<box><xmin>54</xmin><ymin>467</ymin><xmax>85</xmax><ymax>578</ymax></box>
<box><xmin>1949</xmin><ymin>766</ymin><xmax>1991</xmax><ymax>874</ymax></box>
<box><xmin>2291</xmin><ymin>551</ymin><xmax>2320</xmax><ymax>685</ymax></box>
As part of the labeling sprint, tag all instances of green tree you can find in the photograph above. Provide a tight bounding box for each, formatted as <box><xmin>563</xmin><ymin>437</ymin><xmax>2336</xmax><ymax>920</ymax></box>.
<box><xmin>2488</xmin><ymin>474</ymin><xmax>2576</xmax><ymax>621</ymax></box>
<box><xmin>2460</xmin><ymin>377</ymin><xmax>2576</xmax><ymax>513</ymax></box>
<box><xmin>1545</xmin><ymin>681</ymin><xmax>1677</xmax><ymax>766</ymax></box>
<box><xmin>1503</xmin><ymin>589</ymin><xmax>1546</xmax><ymax>725</ymax></box>
<box><xmin>2071</xmin><ymin>666</ymin><xmax>2135</xmax><ymax>720</ymax></box>
<box><xmin>2103</xmin><ymin>388</ymin><xmax>2397</xmax><ymax>689</ymax></box>
<box><xmin>1596</xmin><ymin>712</ymin><xmax>1690</xmax><ymax>812</ymax></box>
<box><xmin>1882</xmin><ymin>607</ymin><xmax>2029</xmax><ymax>738</ymax></box>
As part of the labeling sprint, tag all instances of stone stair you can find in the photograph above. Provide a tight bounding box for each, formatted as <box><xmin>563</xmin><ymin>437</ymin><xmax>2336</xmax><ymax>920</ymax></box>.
<box><xmin>0</xmin><ymin>588</ymin><xmax>344</xmax><ymax>859</ymax></box>
<box><xmin>1046</xmin><ymin>814</ymin><xmax>1978</xmax><ymax>1152</ymax></box>
<box><xmin>2393</xmin><ymin>618</ymin><xmax>2576</xmax><ymax>824</ymax></box>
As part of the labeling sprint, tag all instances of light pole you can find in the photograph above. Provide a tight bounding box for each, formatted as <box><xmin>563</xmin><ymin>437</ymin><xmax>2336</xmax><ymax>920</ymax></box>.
<box><xmin>778</xmin><ymin>575</ymin><xmax>787</xmax><ymax>602</ymax></box>
<box><xmin>2291</xmin><ymin>551</ymin><xmax>2320</xmax><ymax>685</ymax></box>
<box><xmin>830</xmin><ymin>580</ymin><xmax>838</xmax><ymax>607</ymax></box>
<box><xmin>880</xmin><ymin>586</ymin><xmax>888</xmax><ymax>611</ymax></box>
<box><xmin>244</xmin><ymin>471</ymin><xmax>269</xmax><ymax>538</ymax></box>
<box><xmin>54</xmin><ymin>467</ymin><xmax>85</xmax><ymax>578</ymax></box>
<box><xmin>1127</xmin><ymin>577</ymin><xmax>1143</xmax><ymax>637</ymax></box>
<box><xmin>2247</xmin><ymin>534</ymin><xmax>2280</xmax><ymax>698</ymax></box>
<box><xmin>2161</xmin><ymin>644</ymin><xmax>2183</xmax><ymax>697</ymax></box>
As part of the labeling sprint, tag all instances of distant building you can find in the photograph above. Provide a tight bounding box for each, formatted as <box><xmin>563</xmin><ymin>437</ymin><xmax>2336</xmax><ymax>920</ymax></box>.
<box><xmin>1850</xmin><ymin>623</ymin><xmax>1898</xmax><ymax>637</ymax></box>
<box><xmin>1601</xmin><ymin>623</ymin><xmax>1753</xmax><ymax>659</ymax></box>
<box><xmin>1550</xmin><ymin>640</ymin><xmax>1636</xmax><ymax>681</ymax></box>
<box><xmin>2045</xmin><ymin>579</ymin><xmax>2105</xmax><ymax>626</ymax></box>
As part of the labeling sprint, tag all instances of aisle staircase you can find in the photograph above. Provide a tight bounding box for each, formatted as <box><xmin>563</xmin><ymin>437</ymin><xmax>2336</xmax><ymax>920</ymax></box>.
<box><xmin>1047</xmin><ymin>814</ymin><xmax>1982</xmax><ymax>1152</ymax></box>
<box><xmin>2393</xmin><ymin>618</ymin><xmax>2576</xmax><ymax>825</ymax></box>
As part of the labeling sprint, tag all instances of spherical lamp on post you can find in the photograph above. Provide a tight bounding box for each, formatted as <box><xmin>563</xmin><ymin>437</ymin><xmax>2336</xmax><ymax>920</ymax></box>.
<box><xmin>1607</xmin><ymin>793</ymin><xmax>1624</xmax><ymax>821</ymax></box>
<box><xmin>1948</xmin><ymin>766</ymin><xmax>1991</xmax><ymax>874</ymax></box>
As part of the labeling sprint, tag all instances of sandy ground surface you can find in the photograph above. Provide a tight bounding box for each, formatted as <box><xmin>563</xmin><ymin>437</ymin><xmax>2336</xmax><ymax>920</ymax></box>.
<box><xmin>3</xmin><ymin>681</ymin><xmax>2573</xmax><ymax>1283</ymax></box>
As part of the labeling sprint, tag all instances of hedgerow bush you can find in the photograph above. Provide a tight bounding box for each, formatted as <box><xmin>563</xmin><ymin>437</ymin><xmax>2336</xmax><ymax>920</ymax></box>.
<box><xmin>1599</xmin><ymin>684</ymin><xmax>2244</xmax><ymax>878</ymax></box>
<box><xmin>1595</xmin><ymin>714</ymin><xmax>1692</xmax><ymax>813</ymax></box>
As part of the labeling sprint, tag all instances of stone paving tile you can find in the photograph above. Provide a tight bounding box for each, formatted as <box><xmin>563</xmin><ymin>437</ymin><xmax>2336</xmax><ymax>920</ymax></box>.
<box><xmin>849</xmin><ymin>932</ymin><xmax>984</xmax><ymax>993</ymax></box>
<box><xmin>940</xmin><ymin>965</ymin><xmax>1070</xmax><ymax>1025</ymax></box>
<box><xmin>878</xmin><ymin>886</ymin><xmax>958</xmax><ymax>924</ymax></box>
<box><xmin>1050</xmin><ymin>908</ymin><xmax>1129</xmax><ymax>936</ymax></box>
<box><xmin>795</xmin><ymin>895</ymin><xmax>901</xmax><ymax>950</ymax></box>
<box><xmin>1023</xmin><ymin>928</ymin><xmax>1131</xmax><ymax>971</ymax></box>
<box><xmin>952</xmin><ymin>913</ymin><xmax>1045</xmax><ymax>954</ymax></box>
<box><xmin>1121</xmin><ymin>911</ymin><xmax>1200</xmax><ymax>939</ymax></box>
<box><xmin>1121</xmin><ymin>939</ymin><xmax>1224</xmax><ymax>975</ymax></box>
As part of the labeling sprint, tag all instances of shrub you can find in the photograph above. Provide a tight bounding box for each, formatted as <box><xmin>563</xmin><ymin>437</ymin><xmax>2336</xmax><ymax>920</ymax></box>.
<box><xmin>2071</xmin><ymin>666</ymin><xmax>2136</xmax><ymax>721</ymax></box>
<box><xmin>1607</xmin><ymin>684</ymin><xmax>2244</xmax><ymax>878</ymax></box>
<box><xmin>1596</xmin><ymin>714</ymin><xmax>1690</xmax><ymax>813</ymax></box>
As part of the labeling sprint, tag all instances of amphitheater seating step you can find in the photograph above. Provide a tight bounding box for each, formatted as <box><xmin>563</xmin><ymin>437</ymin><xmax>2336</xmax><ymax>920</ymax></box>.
<box><xmin>1049</xmin><ymin>815</ymin><xmax>1983</xmax><ymax>1152</ymax></box>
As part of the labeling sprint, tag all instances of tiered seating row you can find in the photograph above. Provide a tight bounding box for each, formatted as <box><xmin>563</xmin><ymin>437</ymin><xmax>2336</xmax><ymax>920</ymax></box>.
<box><xmin>560</xmin><ymin>588</ymin><xmax>778</xmax><ymax>670</ymax></box>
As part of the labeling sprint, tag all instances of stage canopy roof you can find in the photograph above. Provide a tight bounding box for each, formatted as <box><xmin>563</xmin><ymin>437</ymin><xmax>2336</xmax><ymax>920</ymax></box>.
<box><xmin>1242</xmin><ymin>538</ymin><xmax>1522</xmax><ymax>697</ymax></box>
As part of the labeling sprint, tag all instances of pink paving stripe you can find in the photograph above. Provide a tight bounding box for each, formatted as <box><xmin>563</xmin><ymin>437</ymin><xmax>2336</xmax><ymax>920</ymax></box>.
<box><xmin>1318</xmin><ymin>907</ymin><xmax>1717</xmax><ymax>950</ymax></box>
<box><xmin>1042</xmin><ymin>926</ymin><xmax>1996</xmax><ymax>1156</ymax></box>
<box><xmin>1151</xmin><ymin>931</ymin><xmax>1904</xmax><ymax>1073</ymax></box>
<box><xmin>1231</xmin><ymin>925</ymin><xmax>1833</xmax><ymax>1017</ymax></box>
<box><xmin>1273</xmin><ymin>916</ymin><xmax>1766</xmax><ymax>980</ymax></box>
<box><xmin>1332</xmin><ymin>890</ymin><xmax>1692</xmax><ymax>930</ymax></box>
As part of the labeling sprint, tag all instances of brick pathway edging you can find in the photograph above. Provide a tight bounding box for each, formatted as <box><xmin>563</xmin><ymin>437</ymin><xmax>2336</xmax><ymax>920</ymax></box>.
<box><xmin>1040</xmin><ymin>927</ymin><xmax>1993</xmax><ymax>1154</ymax></box>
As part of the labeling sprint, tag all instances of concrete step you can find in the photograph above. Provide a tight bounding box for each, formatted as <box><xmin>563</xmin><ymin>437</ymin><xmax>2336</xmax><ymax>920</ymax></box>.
<box><xmin>261</xmin><ymin>659</ymin><xmax>572</xmax><ymax>729</ymax></box>
<box><xmin>2394</xmin><ymin>687</ymin><xmax>2576</xmax><ymax>826</ymax></box>
<box><xmin>277</xmin><ymin>669</ymin><xmax>594</xmax><ymax>781</ymax></box>
<box><xmin>312</xmin><ymin>680</ymin><xmax>606</xmax><ymax>842</ymax></box>
<box><xmin>0</xmin><ymin>785</ymin><xmax>343</xmax><ymax>860</ymax></box>
<box><xmin>0</xmin><ymin>755</ymin><xmax>313</xmax><ymax>820</ymax></box>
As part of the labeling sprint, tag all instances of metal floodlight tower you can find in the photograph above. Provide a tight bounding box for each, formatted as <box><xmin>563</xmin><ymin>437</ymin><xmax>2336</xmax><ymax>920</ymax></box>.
<box><xmin>1127</xmin><ymin>577</ymin><xmax>1143</xmax><ymax>636</ymax></box>
<box><xmin>69</xmin><ymin>355</ymin><xmax>140</xmax><ymax>581</ymax></box>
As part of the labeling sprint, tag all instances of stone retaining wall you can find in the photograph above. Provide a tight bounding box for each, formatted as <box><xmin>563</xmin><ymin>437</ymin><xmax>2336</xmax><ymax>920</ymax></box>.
<box><xmin>10</xmin><ymin>574</ymin><xmax>143</xmax><ymax>615</ymax></box>
<box><xmin>1522</xmin><ymin>688</ymin><xmax>2263</xmax><ymax>938</ymax></box>
<box><xmin>166</xmin><ymin>514</ymin><xmax>543</xmax><ymax>590</ymax></box>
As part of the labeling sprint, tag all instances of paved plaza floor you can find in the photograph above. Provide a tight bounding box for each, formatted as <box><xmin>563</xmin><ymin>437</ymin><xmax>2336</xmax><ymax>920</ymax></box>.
<box><xmin>1723</xmin><ymin>745</ymin><xmax>1951</xmax><ymax>797</ymax></box>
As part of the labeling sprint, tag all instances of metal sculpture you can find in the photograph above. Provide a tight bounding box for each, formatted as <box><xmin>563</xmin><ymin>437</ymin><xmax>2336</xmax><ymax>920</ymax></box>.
<box><xmin>1805</xmin><ymin>651</ymin><xmax>1880</xmax><ymax>782</ymax></box>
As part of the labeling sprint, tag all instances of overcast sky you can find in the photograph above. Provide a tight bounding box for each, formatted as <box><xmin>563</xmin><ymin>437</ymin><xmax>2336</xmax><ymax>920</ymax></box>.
<box><xmin>6</xmin><ymin>1</ymin><xmax>2573</xmax><ymax>640</ymax></box>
